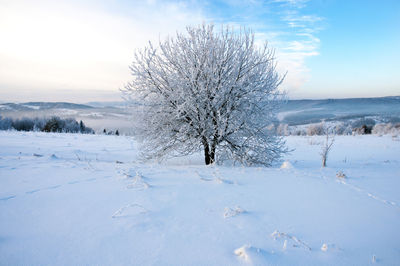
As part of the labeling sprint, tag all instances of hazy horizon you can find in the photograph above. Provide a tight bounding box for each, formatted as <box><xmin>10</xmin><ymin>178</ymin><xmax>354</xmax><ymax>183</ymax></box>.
<box><xmin>1</xmin><ymin>94</ymin><xmax>400</xmax><ymax>105</ymax></box>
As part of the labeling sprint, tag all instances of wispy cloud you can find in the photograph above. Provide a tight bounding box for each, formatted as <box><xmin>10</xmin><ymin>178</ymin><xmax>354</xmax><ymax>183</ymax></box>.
<box><xmin>270</xmin><ymin>0</ymin><xmax>310</xmax><ymax>9</ymax></box>
<box><xmin>267</xmin><ymin>2</ymin><xmax>323</xmax><ymax>92</ymax></box>
<box><xmin>208</xmin><ymin>0</ymin><xmax>324</xmax><ymax>93</ymax></box>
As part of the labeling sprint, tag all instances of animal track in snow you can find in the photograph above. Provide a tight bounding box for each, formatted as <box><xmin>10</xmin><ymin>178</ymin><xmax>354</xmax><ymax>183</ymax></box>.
<box><xmin>337</xmin><ymin>179</ymin><xmax>399</xmax><ymax>210</ymax></box>
<box><xmin>196</xmin><ymin>170</ymin><xmax>234</xmax><ymax>185</ymax></box>
<box><xmin>26</xmin><ymin>184</ymin><xmax>63</xmax><ymax>195</ymax></box>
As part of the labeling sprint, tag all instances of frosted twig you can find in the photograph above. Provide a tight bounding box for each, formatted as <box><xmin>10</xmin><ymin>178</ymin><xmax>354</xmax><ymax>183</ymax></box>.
<box><xmin>74</xmin><ymin>152</ymin><xmax>81</xmax><ymax>161</ymax></box>
<box><xmin>86</xmin><ymin>160</ymin><xmax>96</xmax><ymax>171</ymax></box>
<box><xmin>224</xmin><ymin>206</ymin><xmax>245</xmax><ymax>218</ymax></box>
<box><xmin>271</xmin><ymin>230</ymin><xmax>311</xmax><ymax>251</ymax></box>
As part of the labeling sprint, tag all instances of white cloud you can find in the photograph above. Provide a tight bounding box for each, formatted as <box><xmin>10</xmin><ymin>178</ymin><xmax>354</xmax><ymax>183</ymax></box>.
<box><xmin>270</xmin><ymin>0</ymin><xmax>309</xmax><ymax>8</ymax></box>
<box><xmin>0</xmin><ymin>0</ymin><xmax>205</xmax><ymax>102</ymax></box>
<box><xmin>267</xmin><ymin>4</ymin><xmax>323</xmax><ymax>95</ymax></box>
<box><xmin>284</xmin><ymin>14</ymin><xmax>323</xmax><ymax>23</ymax></box>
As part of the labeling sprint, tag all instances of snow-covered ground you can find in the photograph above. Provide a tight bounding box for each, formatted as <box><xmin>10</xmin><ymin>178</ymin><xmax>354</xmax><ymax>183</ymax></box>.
<box><xmin>0</xmin><ymin>131</ymin><xmax>399</xmax><ymax>265</ymax></box>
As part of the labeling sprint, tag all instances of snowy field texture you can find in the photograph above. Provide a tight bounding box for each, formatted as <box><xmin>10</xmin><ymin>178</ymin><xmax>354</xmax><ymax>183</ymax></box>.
<box><xmin>0</xmin><ymin>131</ymin><xmax>399</xmax><ymax>265</ymax></box>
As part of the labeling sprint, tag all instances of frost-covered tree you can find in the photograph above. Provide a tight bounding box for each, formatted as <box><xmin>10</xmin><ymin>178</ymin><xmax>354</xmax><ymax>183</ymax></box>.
<box><xmin>123</xmin><ymin>24</ymin><xmax>287</xmax><ymax>166</ymax></box>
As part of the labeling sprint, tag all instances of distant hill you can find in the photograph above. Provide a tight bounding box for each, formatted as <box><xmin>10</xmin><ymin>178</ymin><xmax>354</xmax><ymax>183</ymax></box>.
<box><xmin>84</xmin><ymin>101</ymin><xmax>127</xmax><ymax>108</ymax></box>
<box><xmin>1</xmin><ymin>97</ymin><xmax>399</xmax><ymax>129</ymax></box>
<box><xmin>279</xmin><ymin>96</ymin><xmax>400</xmax><ymax>125</ymax></box>
<box><xmin>0</xmin><ymin>102</ymin><xmax>93</xmax><ymax>111</ymax></box>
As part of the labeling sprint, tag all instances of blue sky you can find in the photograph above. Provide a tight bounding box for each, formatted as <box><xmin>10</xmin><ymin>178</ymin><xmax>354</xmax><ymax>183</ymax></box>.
<box><xmin>0</xmin><ymin>0</ymin><xmax>399</xmax><ymax>102</ymax></box>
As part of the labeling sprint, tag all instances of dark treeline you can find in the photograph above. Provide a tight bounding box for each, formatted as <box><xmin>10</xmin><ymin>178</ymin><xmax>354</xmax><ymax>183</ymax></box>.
<box><xmin>0</xmin><ymin>116</ymin><xmax>94</xmax><ymax>134</ymax></box>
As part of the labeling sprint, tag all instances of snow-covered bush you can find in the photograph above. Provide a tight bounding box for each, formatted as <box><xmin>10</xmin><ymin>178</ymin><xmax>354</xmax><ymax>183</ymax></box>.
<box><xmin>43</xmin><ymin>117</ymin><xmax>66</xmax><ymax>132</ymax></box>
<box><xmin>372</xmin><ymin>123</ymin><xmax>400</xmax><ymax>136</ymax></box>
<box><xmin>32</xmin><ymin>118</ymin><xmax>47</xmax><ymax>131</ymax></box>
<box><xmin>351</xmin><ymin>118</ymin><xmax>375</xmax><ymax>134</ymax></box>
<box><xmin>12</xmin><ymin>118</ymin><xmax>35</xmax><ymax>131</ymax></box>
<box><xmin>352</xmin><ymin>124</ymin><xmax>373</xmax><ymax>135</ymax></box>
<box><xmin>0</xmin><ymin>116</ymin><xmax>93</xmax><ymax>134</ymax></box>
<box><xmin>276</xmin><ymin>123</ymin><xmax>289</xmax><ymax>136</ymax></box>
<box><xmin>43</xmin><ymin>117</ymin><xmax>93</xmax><ymax>133</ymax></box>
<box><xmin>0</xmin><ymin>116</ymin><xmax>13</xmax><ymax>130</ymax></box>
<box><xmin>307</xmin><ymin>123</ymin><xmax>325</xmax><ymax>136</ymax></box>
<box><xmin>123</xmin><ymin>24</ymin><xmax>287</xmax><ymax>166</ymax></box>
<box><xmin>334</xmin><ymin>123</ymin><xmax>352</xmax><ymax>135</ymax></box>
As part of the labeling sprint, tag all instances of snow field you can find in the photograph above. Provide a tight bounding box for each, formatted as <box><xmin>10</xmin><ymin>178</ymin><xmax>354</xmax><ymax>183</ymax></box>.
<box><xmin>0</xmin><ymin>131</ymin><xmax>399</xmax><ymax>265</ymax></box>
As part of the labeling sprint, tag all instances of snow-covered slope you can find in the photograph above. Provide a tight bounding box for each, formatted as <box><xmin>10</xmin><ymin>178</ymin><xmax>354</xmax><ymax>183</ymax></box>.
<box><xmin>0</xmin><ymin>132</ymin><xmax>399</xmax><ymax>265</ymax></box>
<box><xmin>279</xmin><ymin>96</ymin><xmax>400</xmax><ymax>125</ymax></box>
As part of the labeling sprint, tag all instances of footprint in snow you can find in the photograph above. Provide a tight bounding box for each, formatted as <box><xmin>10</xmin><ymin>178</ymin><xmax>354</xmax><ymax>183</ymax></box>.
<box><xmin>320</xmin><ymin>243</ymin><xmax>342</xmax><ymax>252</ymax></box>
<box><xmin>45</xmin><ymin>185</ymin><xmax>61</xmax><ymax>190</ymax></box>
<box><xmin>198</xmin><ymin>174</ymin><xmax>234</xmax><ymax>184</ymax></box>
<box><xmin>25</xmin><ymin>185</ymin><xmax>62</xmax><ymax>195</ymax></box>
<box><xmin>0</xmin><ymin>195</ymin><xmax>16</xmax><ymax>201</ymax></box>
<box><xmin>26</xmin><ymin>189</ymin><xmax>41</xmax><ymax>194</ymax></box>
<box><xmin>215</xmin><ymin>177</ymin><xmax>234</xmax><ymax>184</ymax></box>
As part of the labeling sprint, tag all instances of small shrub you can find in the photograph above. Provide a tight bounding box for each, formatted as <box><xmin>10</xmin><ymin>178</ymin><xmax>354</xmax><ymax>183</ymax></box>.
<box><xmin>276</xmin><ymin>123</ymin><xmax>289</xmax><ymax>136</ymax></box>
<box><xmin>307</xmin><ymin>123</ymin><xmax>325</xmax><ymax>136</ymax></box>
<box><xmin>372</xmin><ymin>123</ymin><xmax>400</xmax><ymax>135</ymax></box>
<box><xmin>353</xmin><ymin>124</ymin><xmax>373</xmax><ymax>135</ymax></box>
<box><xmin>0</xmin><ymin>116</ymin><xmax>13</xmax><ymax>130</ymax></box>
<box><xmin>43</xmin><ymin>117</ymin><xmax>64</xmax><ymax>132</ymax></box>
<box><xmin>12</xmin><ymin>118</ymin><xmax>35</xmax><ymax>131</ymax></box>
<box><xmin>336</xmin><ymin>171</ymin><xmax>346</xmax><ymax>179</ymax></box>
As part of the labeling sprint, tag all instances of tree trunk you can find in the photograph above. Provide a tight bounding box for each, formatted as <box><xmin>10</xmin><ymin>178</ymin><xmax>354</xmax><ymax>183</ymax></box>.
<box><xmin>203</xmin><ymin>141</ymin><xmax>217</xmax><ymax>165</ymax></box>
<box><xmin>204</xmin><ymin>142</ymin><xmax>211</xmax><ymax>165</ymax></box>
<box><xmin>210</xmin><ymin>142</ymin><xmax>216</xmax><ymax>164</ymax></box>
